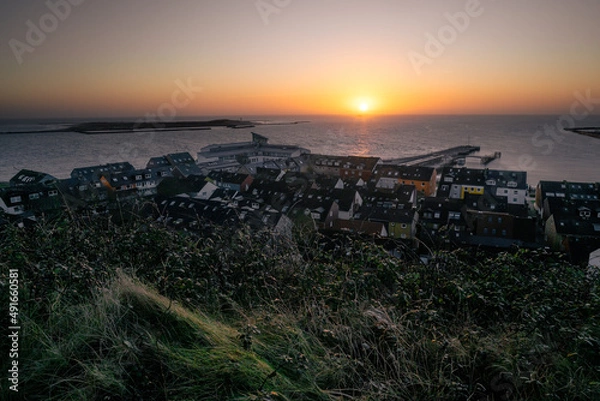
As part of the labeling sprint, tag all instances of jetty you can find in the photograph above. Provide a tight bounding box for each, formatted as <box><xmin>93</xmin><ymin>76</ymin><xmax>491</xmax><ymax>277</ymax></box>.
<box><xmin>385</xmin><ymin>145</ymin><xmax>482</xmax><ymax>168</ymax></box>
<box><xmin>384</xmin><ymin>146</ymin><xmax>502</xmax><ymax>169</ymax></box>
<box><xmin>0</xmin><ymin>119</ymin><xmax>307</xmax><ymax>135</ymax></box>
<box><xmin>564</xmin><ymin>127</ymin><xmax>600</xmax><ymax>140</ymax></box>
<box><xmin>457</xmin><ymin>151</ymin><xmax>502</xmax><ymax>166</ymax></box>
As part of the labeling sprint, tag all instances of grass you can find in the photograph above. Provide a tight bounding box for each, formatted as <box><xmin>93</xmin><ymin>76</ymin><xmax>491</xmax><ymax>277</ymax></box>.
<box><xmin>1</xmin><ymin>213</ymin><xmax>599</xmax><ymax>400</ymax></box>
<box><xmin>18</xmin><ymin>273</ymin><xmax>304</xmax><ymax>400</ymax></box>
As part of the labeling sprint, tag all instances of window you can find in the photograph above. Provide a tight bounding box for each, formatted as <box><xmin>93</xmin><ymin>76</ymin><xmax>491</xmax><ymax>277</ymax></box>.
<box><xmin>401</xmin><ymin>223</ymin><xmax>408</xmax><ymax>229</ymax></box>
<box><xmin>434</xmin><ymin>212</ymin><xmax>441</xmax><ymax>219</ymax></box>
<box><xmin>10</xmin><ymin>196</ymin><xmax>22</xmax><ymax>203</ymax></box>
<box><xmin>502</xmin><ymin>230</ymin><xmax>507</xmax><ymax>236</ymax></box>
<box><xmin>29</xmin><ymin>193</ymin><xmax>40</xmax><ymax>200</ymax></box>
<box><xmin>49</xmin><ymin>190</ymin><xmax>58</xmax><ymax>197</ymax></box>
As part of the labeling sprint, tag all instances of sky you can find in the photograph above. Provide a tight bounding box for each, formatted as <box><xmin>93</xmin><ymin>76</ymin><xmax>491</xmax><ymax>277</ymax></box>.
<box><xmin>1</xmin><ymin>0</ymin><xmax>599</xmax><ymax>118</ymax></box>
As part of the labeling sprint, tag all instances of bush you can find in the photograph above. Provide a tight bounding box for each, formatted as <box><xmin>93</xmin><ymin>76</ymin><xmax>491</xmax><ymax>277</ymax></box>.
<box><xmin>1</xmin><ymin>214</ymin><xmax>599</xmax><ymax>400</ymax></box>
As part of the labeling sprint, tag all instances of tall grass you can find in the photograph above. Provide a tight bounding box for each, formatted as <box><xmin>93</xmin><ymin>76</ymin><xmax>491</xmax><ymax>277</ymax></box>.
<box><xmin>1</xmin><ymin>213</ymin><xmax>599</xmax><ymax>400</ymax></box>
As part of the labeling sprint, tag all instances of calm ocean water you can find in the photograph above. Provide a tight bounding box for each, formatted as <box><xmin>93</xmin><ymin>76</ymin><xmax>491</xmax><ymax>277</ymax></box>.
<box><xmin>1</xmin><ymin>115</ymin><xmax>599</xmax><ymax>185</ymax></box>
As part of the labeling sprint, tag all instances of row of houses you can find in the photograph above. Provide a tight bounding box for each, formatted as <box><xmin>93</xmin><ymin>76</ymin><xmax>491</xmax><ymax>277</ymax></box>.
<box><xmin>151</xmin><ymin>167</ymin><xmax>419</xmax><ymax>241</ymax></box>
<box><xmin>536</xmin><ymin>181</ymin><xmax>600</xmax><ymax>263</ymax></box>
<box><xmin>0</xmin><ymin>152</ymin><xmax>199</xmax><ymax>219</ymax></box>
<box><xmin>419</xmin><ymin>167</ymin><xmax>536</xmax><ymax>248</ymax></box>
<box><xmin>154</xmin><ymin>162</ymin><xmax>599</xmax><ymax>263</ymax></box>
<box><xmin>304</xmin><ymin>154</ymin><xmax>438</xmax><ymax>197</ymax></box>
<box><xmin>1</xmin><ymin>133</ymin><xmax>598</xmax><ymax>263</ymax></box>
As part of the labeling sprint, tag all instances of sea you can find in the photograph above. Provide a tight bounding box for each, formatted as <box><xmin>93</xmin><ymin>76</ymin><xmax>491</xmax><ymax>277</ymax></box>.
<box><xmin>1</xmin><ymin>115</ymin><xmax>599</xmax><ymax>186</ymax></box>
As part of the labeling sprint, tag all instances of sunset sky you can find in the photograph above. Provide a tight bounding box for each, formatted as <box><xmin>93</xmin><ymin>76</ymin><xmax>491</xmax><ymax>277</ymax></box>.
<box><xmin>1</xmin><ymin>0</ymin><xmax>599</xmax><ymax>118</ymax></box>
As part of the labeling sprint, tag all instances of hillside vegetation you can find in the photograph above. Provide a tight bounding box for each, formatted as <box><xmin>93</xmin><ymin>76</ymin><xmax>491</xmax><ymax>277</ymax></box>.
<box><xmin>1</xmin><ymin>213</ymin><xmax>599</xmax><ymax>400</ymax></box>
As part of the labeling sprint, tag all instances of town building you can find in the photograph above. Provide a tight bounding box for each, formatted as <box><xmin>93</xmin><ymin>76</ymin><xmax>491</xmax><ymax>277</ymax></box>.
<box><xmin>420</xmin><ymin>166</ymin><xmax>537</xmax><ymax>249</ymax></box>
<box><xmin>207</xmin><ymin>171</ymin><xmax>254</xmax><ymax>192</ymax></box>
<box><xmin>373</xmin><ymin>165</ymin><xmax>437</xmax><ymax>196</ymax></box>
<box><xmin>536</xmin><ymin>180</ymin><xmax>600</xmax><ymax>263</ymax></box>
<box><xmin>197</xmin><ymin>133</ymin><xmax>310</xmax><ymax>172</ymax></box>
<box><xmin>307</xmin><ymin>155</ymin><xmax>381</xmax><ymax>181</ymax></box>
<box><xmin>156</xmin><ymin>195</ymin><xmax>293</xmax><ymax>236</ymax></box>
<box><xmin>419</xmin><ymin>198</ymin><xmax>469</xmax><ymax>246</ymax></box>
<box><xmin>147</xmin><ymin>152</ymin><xmax>202</xmax><ymax>178</ymax></box>
<box><xmin>536</xmin><ymin>181</ymin><xmax>600</xmax><ymax>219</ymax></box>
<box><xmin>288</xmin><ymin>191</ymin><xmax>339</xmax><ymax>230</ymax></box>
<box><xmin>357</xmin><ymin>187</ymin><xmax>419</xmax><ymax>240</ymax></box>
<box><xmin>0</xmin><ymin>170</ymin><xmax>62</xmax><ymax>216</ymax></box>
<box><xmin>437</xmin><ymin>167</ymin><xmax>528</xmax><ymax>207</ymax></box>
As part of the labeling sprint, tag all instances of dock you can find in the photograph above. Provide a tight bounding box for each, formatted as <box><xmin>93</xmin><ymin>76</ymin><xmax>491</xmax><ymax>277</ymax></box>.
<box><xmin>458</xmin><ymin>151</ymin><xmax>502</xmax><ymax>166</ymax></box>
<box><xmin>564</xmin><ymin>127</ymin><xmax>600</xmax><ymax>140</ymax></box>
<box><xmin>384</xmin><ymin>145</ymin><xmax>482</xmax><ymax>168</ymax></box>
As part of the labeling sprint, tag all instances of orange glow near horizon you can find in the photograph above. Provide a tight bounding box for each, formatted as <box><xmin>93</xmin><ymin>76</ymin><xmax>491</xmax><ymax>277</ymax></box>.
<box><xmin>1</xmin><ymin>1</ymin><xmax>599</xmax><ymax>118</ymax></box>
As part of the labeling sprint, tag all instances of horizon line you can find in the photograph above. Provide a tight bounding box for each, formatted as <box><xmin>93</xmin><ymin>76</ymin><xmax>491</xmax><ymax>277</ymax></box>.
<box><xmin>2</xmin><ymin>112</ymin><xmax>600</xmax><ymax>122</ymax></box>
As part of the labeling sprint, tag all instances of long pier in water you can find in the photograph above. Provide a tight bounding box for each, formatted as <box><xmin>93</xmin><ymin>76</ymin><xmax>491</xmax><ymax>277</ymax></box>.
<box><xmin>564</xmin><ymin>127</ymin><xmax>600</xmax><ymax>140</ymax></box>
<box><xmin>384</xmin><ymin>145</ymin><xmax>499</xmax><ymax>168</ymax></box>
